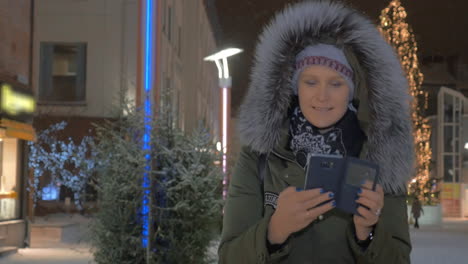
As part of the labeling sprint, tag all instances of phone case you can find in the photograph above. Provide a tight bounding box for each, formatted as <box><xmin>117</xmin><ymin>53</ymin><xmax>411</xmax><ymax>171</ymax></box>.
<box><xmin>304</xmin><ymin>154</ymin><xmax>379</xmax><ymax>215</ymax></box>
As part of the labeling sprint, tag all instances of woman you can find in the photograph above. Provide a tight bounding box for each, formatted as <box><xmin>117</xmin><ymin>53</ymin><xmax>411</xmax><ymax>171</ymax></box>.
<box><xmin>219</xmin><ymin>1</ymin><xmax>413</xmax><ymax>263</ymax></box>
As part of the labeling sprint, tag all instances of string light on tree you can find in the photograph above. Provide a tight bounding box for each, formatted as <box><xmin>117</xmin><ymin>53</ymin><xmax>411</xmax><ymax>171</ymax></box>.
<box><xmin>379</xmin><ymin>0</ymin><xmax>436</xmax><ymax>204</ymax></box>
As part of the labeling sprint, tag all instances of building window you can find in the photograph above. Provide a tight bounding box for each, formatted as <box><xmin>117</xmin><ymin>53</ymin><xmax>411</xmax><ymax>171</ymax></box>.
<box><xmin>178</xmin><ymin>26</ymin><xmax>182</xmax><ymax>58</ymax></box>
<box><xmin>175</xmin><ymin>89</ymin><xmax>180</xmax><ymax>129</ymax></box>
<box><xmin>162</xmin><ymin>0</ymin><xmax>166</xmax><ymax>34</ymax></box>
<box><xmin>161</xmin><ymin>76</ymin><xmax>171</xmax><ymax>109</ymax></box>
<box><xmin>39</xmin><ymin>43</ymin><xmax>87</xmax><ymax>103</ymax></box>
<box><xmin>167</xmin><ymin>6</ymin><xmax>172</xmax><ymax>41</ymax></box>
<box><xmin>0</xmin><ymin>138</ymin><xmax>20</xmax><ymax>221</ymax></box>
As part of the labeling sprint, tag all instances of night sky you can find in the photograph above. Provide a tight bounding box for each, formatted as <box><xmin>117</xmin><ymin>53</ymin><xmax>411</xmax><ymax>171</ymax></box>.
<box><xmin>214</xmin><ymin>0</ymin><xmax>468</xmax><ymax>114</ymax></box>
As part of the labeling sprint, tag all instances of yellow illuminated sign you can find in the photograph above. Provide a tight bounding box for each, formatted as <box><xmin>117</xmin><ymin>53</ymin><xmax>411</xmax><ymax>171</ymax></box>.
<box><xmin>0</xmin><ymin>191</ymin><xmax>18</xmax><ymax>199</ymax></box>
<box><xmin>1</xmin><ymin>83</ymin><xmax>36</xmax><ymax>116</ymax></box>
<box><xmin>441</xmin><ymin>183</ymin><xmax>461</xmax><ymax>199</ymax></box>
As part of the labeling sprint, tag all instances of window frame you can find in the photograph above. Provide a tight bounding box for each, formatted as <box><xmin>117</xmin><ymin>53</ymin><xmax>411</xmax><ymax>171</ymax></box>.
<box><xmin>38</xmin><ymin>42</ymin><xmax>87</xmax><ymax>105</ymax></box>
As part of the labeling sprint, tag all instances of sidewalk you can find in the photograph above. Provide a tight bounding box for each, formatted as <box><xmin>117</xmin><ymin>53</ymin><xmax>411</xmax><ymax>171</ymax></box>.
<box><xmin>410</xmin><ymin>218</ymin><xmax>468</xmax><ymax>264</ymax></box>
<box><xmin>1</xmin><ymin>248</ymin><xmax>94</xmax><ymax>264</ymax></box>
<box><xmin>1</xmin><ymin>217</ymin><xmax>467</xmax><ymax>263</ymax></box>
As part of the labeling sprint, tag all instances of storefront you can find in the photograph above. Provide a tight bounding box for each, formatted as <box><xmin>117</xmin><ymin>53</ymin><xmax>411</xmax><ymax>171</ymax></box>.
<box><xmin>0</xmin><ymin>79</ymin><xmax>35</xmax><ymax>248</ymax></box>
<box><xmin>437</xmin><ymin>87</ymin><xmax>468</xmax><ymax>217</ymax></box>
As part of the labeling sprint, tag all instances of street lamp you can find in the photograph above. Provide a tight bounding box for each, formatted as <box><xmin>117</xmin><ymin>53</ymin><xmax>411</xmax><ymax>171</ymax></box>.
<box><xmin>204</xmin><ymin>48</ymin><xmax>243</xmax><ymax>200</ymax></box>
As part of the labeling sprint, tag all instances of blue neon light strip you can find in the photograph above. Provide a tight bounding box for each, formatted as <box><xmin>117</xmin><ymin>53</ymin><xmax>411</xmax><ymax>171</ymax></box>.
<box><xmin>141</xmin><ymin>0</ymin><xmax>154</xmax><ymax>248</ymax></box>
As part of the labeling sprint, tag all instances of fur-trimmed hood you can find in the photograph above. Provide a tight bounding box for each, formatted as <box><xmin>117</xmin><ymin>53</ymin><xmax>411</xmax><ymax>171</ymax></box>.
<box><xmin>238</xmin><ymin>0</ymin><xmax>414</xmax><ymax>194</ymax></box>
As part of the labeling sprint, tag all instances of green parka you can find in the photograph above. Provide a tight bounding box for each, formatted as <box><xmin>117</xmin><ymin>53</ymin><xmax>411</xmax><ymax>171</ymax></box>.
<box><xmin>219</xmin><ymin>1</ymin><xmax>414</xmax><ymax>263</ymax></box>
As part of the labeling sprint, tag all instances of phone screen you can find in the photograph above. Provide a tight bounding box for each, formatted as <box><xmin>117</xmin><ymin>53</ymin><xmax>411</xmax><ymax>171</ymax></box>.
<box><xmin>345</xmin><ymin>160</ymin><xmax>377</xmax><ymax>189</ymax></box>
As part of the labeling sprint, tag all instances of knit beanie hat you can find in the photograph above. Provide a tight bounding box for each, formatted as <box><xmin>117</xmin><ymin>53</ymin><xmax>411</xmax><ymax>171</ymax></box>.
<box><xmin>292</xmin><ymin>44</ymin><xmax>355</xmax><ymax>101</ymax></box>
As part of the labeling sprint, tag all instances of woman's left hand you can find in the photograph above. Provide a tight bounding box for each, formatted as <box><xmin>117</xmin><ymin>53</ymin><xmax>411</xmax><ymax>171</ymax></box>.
<box><xmin>353</xmin><ymin>181</ymin><xmax>384</xmax><ymax>240</ymax></box>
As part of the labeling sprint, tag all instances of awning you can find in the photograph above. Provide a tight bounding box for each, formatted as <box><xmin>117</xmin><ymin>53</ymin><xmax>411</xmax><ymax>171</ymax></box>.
<box><xmin>0</xmin><ymin>118</ymin><xmax>36</xmax><ymax>141</ymax></box>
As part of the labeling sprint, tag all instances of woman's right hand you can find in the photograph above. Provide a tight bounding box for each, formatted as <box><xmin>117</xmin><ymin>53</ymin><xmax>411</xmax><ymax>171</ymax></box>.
<box><xmin>267</xmin><ymin>186</ymin><xmax>336</xmax><ymax>245</ymax></box>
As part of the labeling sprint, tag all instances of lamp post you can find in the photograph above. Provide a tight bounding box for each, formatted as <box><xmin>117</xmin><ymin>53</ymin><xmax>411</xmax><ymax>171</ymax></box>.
<box><xmin>204</xmin><ymin>48</ymin><xmax>243</xmax><ymax>200</ymax></box>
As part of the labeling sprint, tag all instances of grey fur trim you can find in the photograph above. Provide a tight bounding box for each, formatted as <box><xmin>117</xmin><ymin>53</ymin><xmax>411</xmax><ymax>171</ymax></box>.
<box><xmin>238</xmin><ymin>0</ymin><xmax>414</xmax><ymax>194</ymax></box>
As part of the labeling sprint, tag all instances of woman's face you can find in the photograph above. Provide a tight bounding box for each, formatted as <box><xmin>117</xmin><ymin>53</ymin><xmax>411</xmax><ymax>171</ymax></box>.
<box><xmin>297</xmin><ymin>65</ymin><xmax>350</xmax><ymax>128</ymax></box>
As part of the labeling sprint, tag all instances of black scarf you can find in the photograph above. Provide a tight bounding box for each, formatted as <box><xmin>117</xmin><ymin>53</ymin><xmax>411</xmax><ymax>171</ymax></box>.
<box><xmin>289</xmin><ymin>105</ymin><xmax>367</xmax><ymax>167</ymax></box>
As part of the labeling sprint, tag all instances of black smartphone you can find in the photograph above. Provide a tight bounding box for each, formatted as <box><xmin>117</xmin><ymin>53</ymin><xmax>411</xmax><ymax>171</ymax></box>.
<box><xmin>303</xmin><ymin>154</ymin><xmax>345</xmax><ymax>194</ymax></box>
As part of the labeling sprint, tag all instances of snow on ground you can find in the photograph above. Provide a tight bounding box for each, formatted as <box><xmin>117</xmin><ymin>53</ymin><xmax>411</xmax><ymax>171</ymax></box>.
<box><xmin>2</xmin><ymin>248</ymin><xmax>94</xmax><ymax>264</ymax></box>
